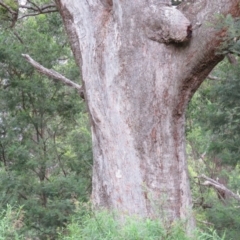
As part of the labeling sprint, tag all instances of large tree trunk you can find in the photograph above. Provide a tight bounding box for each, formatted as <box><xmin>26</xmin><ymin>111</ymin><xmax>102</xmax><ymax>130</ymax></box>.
<box><xmin>56</xmin><ymin>0</ymin><xmax>240</xmax><ymax>230</ymax></box>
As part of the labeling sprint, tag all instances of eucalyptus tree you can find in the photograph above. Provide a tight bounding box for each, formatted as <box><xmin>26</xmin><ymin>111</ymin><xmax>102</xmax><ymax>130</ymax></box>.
<box><xmin>2</xmin><ymin>0</ymin><xmax>239</xmax><ymax>233</ymax></box>
<box><xmin>51</xmin><ymin>0</ymin><xmax>240</xmax><ymax>231</ymax></box>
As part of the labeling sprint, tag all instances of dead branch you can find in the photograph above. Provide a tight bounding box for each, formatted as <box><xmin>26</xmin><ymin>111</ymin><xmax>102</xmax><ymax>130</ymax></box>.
<box><xmin>207</xmin><ymin>75</ymin><xmax>222</xmax><ymax>81</ymax></box>
<box><xmin>22</xmin><ymin>54</ymin><xmax>83</xmax><ymax>95</ymax></box>
<box><xmin>199</xmin><ymin>174</ymin><xmax>240</xmax><ymax>202</ymax></box>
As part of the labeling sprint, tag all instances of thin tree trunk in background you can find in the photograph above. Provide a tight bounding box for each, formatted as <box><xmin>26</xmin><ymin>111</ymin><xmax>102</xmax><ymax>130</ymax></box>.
<box><xmin>56</xmin><ymin>0</ymin><xmax>240</xmax><ymax>231</ymax></box>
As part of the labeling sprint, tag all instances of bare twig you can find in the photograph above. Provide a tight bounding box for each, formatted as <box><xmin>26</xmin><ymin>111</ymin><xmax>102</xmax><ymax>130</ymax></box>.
<box><xmin>19</xmin><ymin>4</ymin><xmax>38</xmax><ymax>11</ymax></box>
<box><xmin>19</xmin><ymin>3</ymin><xmax>56</xmax><ymax>11</ymax></box>
<box><xmin>41</xmin><ymin>4</ymin><xmax>56</xmax><ymax>11</ymax></box>
<box><xmin>18</xmin><ymin>2</ymin><xmax>58</xmax><ymax>19</ymax></box>
<box><xmin>0</xmin><ymin>0</ymin><xmax>18</xmax><ymax>27</ymax></box>
<box><xmin>199</xmin><ymin>174</ymin><xmax>240</xmax><ymax>202</ymax></box>
<box><xmin>27</xmin><ymin>0</ymin><xmax>41</xmax><ymax>11</ymax></box>
<box><xmin>18</xmin><ymin>9</ymin><xmax>58</xmax><ymax>19</ymax></box>
<box><xmin>22</xmin><ymin>54</ymin><xmax>83</xmax><ymax>95</ymax></box>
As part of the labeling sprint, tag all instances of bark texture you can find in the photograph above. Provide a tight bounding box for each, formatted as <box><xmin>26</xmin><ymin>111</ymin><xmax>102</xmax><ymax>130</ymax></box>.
<box><xmin>56</xmin><ymin>0</ymin><xmax>240</xmax><ymax>230</ymax></box>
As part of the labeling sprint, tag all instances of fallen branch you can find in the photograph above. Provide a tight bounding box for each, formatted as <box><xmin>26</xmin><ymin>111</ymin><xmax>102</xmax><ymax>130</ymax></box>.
<box><xmin>22</xmin><ymin>54</ymin><xmax>83</xmax><ymax>96</ymax></box>
<box><xmin>199</xmin><ymin>174</ymin><xmax>240</xmax><ymax>202</ymax></box>
<box><xmin>207</xmin><ymin>75</ymin><xmax>222</xmax><ymax>81</ymax></box>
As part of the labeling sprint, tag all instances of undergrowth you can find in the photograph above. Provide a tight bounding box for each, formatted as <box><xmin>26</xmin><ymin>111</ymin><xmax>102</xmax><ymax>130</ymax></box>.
<box><xmin>0</xmin><ymin>205</ymin><xmax>225</xmax><ymax>240</ymax></box>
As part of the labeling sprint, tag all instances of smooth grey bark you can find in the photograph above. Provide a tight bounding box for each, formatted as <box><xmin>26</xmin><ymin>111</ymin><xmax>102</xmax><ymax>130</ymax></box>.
<box><xmin>55</xmin><ymin>0</ymin><xmax>240</xmax><ymax>230</ymax></box>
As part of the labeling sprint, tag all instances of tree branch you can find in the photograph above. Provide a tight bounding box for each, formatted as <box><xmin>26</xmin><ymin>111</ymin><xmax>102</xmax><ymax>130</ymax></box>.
<box><xmin>22</xmin><ymin>54</ymin><xmax>83</xmax><ymax>95</ymax></box>
<box><xmin>199</xmin><ymin>174</ymin><xmax>240</xmax><ymax>202</ymax></box>
<box><xmin>27</xmin><ymin>0</ymin><xmax>41</xmax><ymax>11</ymax></box>
<box><xmin>18</xmin><ymin>10</ymin><xmax>58</xmax><ymax>19</ymax></box>
<box><xmin>13</xmin><ymin>30</ymin><xmax>24</xmax><ymax>44</ymax></box>
<box><xmin>0</xmin><ymin>0</ymin><xmax>16</xmax><ymax>15</ymax></box>
<box><xmin>207</xmin><ymin>75</ymin><xmax>222</xmax><ymax>81</ymax></box>
<box><xmin>19</xmin><ymin>3</ymin><xmax>57</xmax><ymax>12</ymax></box>
<box><xmin>19</xmin><ymin>4</ymin><xmax>38</xmax><ymax>11</ymax></box>
<box><xmin>41</xmin><ymin>4</ymin><xmax>57</xmax><ymax>11</ymax></box>
<box><xmin>19</xmin><ymin>2</ymin><xmax>58</xmax><ymax>19</ymax></box>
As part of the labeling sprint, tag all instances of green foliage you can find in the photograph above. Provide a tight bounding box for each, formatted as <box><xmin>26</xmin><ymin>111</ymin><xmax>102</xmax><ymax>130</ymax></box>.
<box><xmin>187</xmin><ymin>57</ymin><xmax>240</xmax><ymax>239</ymax></box>
<box><xmin>203</xmin><ymin>167</ymin><xmax>240</xmax><ymax>240</ymax></box>
<box><xmin>204</xmin><ymin>200</ymin><xmax>240</xmax><ymax>240</ymax></box>
<box><xmin>0</xmin><ymin>1</ymin><xmax>239</xmax><ymax>240</ymax></box>
<box><xmin>0</xmin><ymin>0</ymin><xmax>18</xmax><ymax>27</ymax></box>
<box><xmin>58</xmin><ymin>209</ymin><xmax>224</xmax><ymax>240</ymax></box>
<box><xmin>0</xmin><ymin>205</ymin><xmax>24</xmax><ymax>240</ymax></box>
<box><xmin>215</xmin><ymin>14</ymin><xmax>240</xmax><ymax>55</ymax></box>
<box><xmin>186</xmin><ymin>13</ymin><xmax>240</xmax><ymax>235</ymax></box>
<box><xmin>0</xmin><ymin>11</ymin><xmax>92</xmax><ymax>240</ymax></box>
<box><xmin>197</xmin><ymin>59</ymin><xmax>240</xmax><ymax>166</ymax></box>
<box><xmin>0</xmin><ymin>205</ymin><xmax>226</xmax><ymax>240</ymax></box>
<box><xmin>187</xmin><ymin>56</ymin><xmax>240</xmax><ymax>167</ymax></box>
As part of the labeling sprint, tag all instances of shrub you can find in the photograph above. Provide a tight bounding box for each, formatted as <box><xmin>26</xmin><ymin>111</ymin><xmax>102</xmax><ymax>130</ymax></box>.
<box><xmin>59</xmin><ymin>209</ymin><xmax>224</xmax><ymax>240</ymax></box>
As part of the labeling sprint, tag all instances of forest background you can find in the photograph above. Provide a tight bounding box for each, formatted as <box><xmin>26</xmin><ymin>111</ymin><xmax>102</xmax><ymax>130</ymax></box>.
<box><xmin>0</xmin><ymin>0</ymin><xmax>240</xmax><ymax>239</ymax></box>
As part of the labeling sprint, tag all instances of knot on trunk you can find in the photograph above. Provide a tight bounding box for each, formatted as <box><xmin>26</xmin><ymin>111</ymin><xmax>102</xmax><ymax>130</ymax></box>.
<box><xmin>144</xmin><ymin>6</ymin><xmax>192</xmax><ymax>43</ymax></box>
